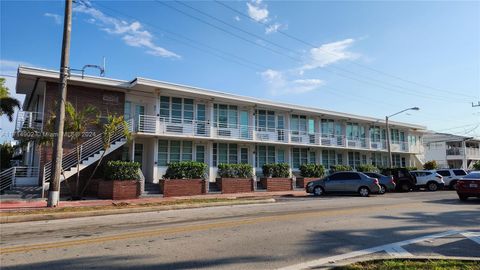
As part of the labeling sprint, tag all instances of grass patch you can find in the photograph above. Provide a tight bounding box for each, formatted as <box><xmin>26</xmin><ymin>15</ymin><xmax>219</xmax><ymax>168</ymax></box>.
<box><xmin>0</xmin><ymin>197</ymin><xmax>269</xmax><ymax>217</ymax></box>
<box><xmin>333</xmin><ymin>259</ymin><xmax>480</xmax><ymax>270</ymax></box>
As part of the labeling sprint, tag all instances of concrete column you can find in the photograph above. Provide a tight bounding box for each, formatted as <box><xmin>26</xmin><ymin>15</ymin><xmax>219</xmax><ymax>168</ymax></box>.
<box><xmin>285</xmin><ymin>113</ymin><xmax>291</xmax><ymax>143</ymax></box>
<box><xmin>250</xmin><ymin>108</ymin><xmax>256</xmax><ymax>140</ymax></box>
<box><xmin>130</xmin><ymin>138</ymin><xmax>135</xmax><ymax>162</ymax></box>
<box><xmin>207</xmin><ymin>102</ymin><xmax>214</xmax><ymax>138</ymax></box>
<box><xmin>207</xmin><ymin>141</ymin><xmax>214</xmax><ymax>182</ymax></box>
<box><xmin>152</xmin><ymin>139</ymin><xmax>158</xmax><ymax>183</ymax></box>
<box><xmin>462</xmin><ymin>140</ymin><xmax>468</xmax><ymax>170</ymax></box>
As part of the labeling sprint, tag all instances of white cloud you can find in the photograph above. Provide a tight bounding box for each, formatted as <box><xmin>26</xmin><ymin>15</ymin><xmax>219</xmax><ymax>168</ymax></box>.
<box><xmin>246</xmin><ymin>1</ymin><xmax>269</xmax><ymax>23</ymax></box>
<box><xmin>301</xmin><ymin>38</ymin><xmax>358</xmax><ymax>71</ymax></box>
<box><xmin>265</xmin><ymin>23</ymin><xmax>282</xmax><ymax>34</ymax></box>
<box><xmin>234</xmin><ymin>16</ymin><xmax>241</xmax><ymax>22</ymax></box>
<box><xmin>73</xmin><ymin>1</ymin><xmax>179</xmax><ymax>58</ymax></box>
<box><xmin>260</xmin><ymin>69</ymin><xmax>324</xmax><ymax>96</ymax></box>
<box><xmin>44</xmin><ymin>13</ymin><xmax>62</xmax><ymax>24</ymax></box>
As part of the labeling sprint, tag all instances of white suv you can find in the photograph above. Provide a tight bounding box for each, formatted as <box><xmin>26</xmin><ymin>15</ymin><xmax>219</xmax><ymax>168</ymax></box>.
<box><xmin>435</xmin><ymin>169</ymin><xmax>468</xmax><ymax>189</ymax></box>
<box><xmin>410</xmin><ymin>170</ymin><xmax>445</xmax><ymax>191</ymax></box>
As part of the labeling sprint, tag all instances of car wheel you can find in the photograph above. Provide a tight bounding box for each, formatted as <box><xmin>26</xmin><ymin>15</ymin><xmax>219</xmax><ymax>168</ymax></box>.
<box><xmin>313</xmin><ymin>186</ymin><xmax>324</xmax><ymax>196</ymax></box>
<box><xmin>450</xmin><ymin>181</ymin><xmax>457</xmax><ymax>190</ymax></box>
<box><xmin>427</xmin><ymin>182</ymin><xmax>438</xmax><ymax>192</ymax></box>
<box><xmin>458</xmin><ymin>194</ymin><xmax>468</xmax><ymax>201</ymax></box>
<box><xmin>358</xmin><ymin>187</ymin><xmax>370</xmax><ymax>197</ymax></box>
<box><xmin>379</xmin><ymin>185</ymin><xmax>386</xmax><ymax>195</ymax></box>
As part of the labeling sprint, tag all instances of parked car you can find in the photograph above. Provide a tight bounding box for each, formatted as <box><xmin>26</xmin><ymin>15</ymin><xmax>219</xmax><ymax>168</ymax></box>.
<box><xmin>306</xmin><ymin>171</ymin><xmax>381</xmax><ymax>197</ymax></box>
<box><xmin>435</xmin><ymin>169</ymin><xmax>468</xmax><ymax>189</ymax></box>
<box><xmin>410</xmin><ymin>170</ymin><xmax>445</xmax><ymax>191</ymax></box>
<box><xmin>380</xmin><ymin>168</ymin><xmax>417</xmax><ymax>192</ymax></box>
<box><xmin>456</xmin><ymin>172</ymin><xmax>480</xmax><ymax>201</ymax></box>
<box><xmin>363</xmin><ymin>172</ymin><xmax>396</xmax><ymax>194</ymax></box>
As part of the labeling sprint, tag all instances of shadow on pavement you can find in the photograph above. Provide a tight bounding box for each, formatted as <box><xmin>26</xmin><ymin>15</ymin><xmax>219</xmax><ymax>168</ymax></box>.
<box><xmin>2</xmin><ymin>255</ymin><xmax>273</xmax><ymax>270</ymax></box>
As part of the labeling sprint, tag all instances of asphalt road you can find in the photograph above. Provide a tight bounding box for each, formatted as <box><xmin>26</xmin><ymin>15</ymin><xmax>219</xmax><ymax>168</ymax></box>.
<box><xmin>1</xmin><ymin>191</ymin><xmax>479</xmax><ymax>270</ymax></box>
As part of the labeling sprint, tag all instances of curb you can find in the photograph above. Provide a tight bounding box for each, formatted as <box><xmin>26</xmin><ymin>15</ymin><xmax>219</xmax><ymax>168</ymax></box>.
<box><xmin>0</xmin><ymin>198</ymin><xmax>276</xmax><ymax>224</ymax></box>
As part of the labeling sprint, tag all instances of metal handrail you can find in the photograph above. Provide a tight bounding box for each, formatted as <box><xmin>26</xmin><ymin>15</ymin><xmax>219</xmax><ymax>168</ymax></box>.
<box><xmin>0</xmin><ymin>167</ymin><xmax>15</xmax><ymax>192</ymax></box>
<box><xmin>43</xmin><ymin>120</ymin><xmax>130</xmax><ymax>183</ymax></box>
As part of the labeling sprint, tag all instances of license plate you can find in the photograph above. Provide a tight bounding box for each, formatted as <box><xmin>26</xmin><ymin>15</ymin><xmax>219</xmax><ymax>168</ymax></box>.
<box><xmin>470</xmin><ymin>184</ymin><xmax>478</xmax><ymax>188</ymax></box>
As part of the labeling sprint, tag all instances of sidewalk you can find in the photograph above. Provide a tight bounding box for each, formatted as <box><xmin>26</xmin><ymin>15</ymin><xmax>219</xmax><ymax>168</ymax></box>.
<box><xmin>0</xmin><ymin>190</ymin><xmax>308</xmax><ymax>211</ymax></box>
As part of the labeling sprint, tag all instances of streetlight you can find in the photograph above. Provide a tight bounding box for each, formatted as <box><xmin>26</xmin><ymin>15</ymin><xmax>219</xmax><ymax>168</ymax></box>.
<box><xmin>386</xmin><ymin>107</ymin><xmax>420</xmax><ymax>168</ymax></box>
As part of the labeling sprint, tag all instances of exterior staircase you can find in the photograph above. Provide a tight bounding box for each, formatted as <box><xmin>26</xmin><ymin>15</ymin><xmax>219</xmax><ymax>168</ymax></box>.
<box><xmin>142</xmin><ymin>182</ymin><xmax>161</xmax><ymax>197</ymax></box>
<box><xmin>42</xmin><ymin>123</ymin><xmax>130</xmax><ymax>192</ymax></box>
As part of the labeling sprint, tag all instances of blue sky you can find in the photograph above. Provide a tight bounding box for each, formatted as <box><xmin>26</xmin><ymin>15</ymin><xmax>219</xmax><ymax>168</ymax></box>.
<box><xmin>1</xmin><ymin>0</ymin><xmax>479</xmax><ymax>142</ymax></box>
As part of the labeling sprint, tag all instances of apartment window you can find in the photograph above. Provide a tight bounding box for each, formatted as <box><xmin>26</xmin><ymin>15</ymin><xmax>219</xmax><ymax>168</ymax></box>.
<box><xmin>369</xmin><ymin>126</ymin><xmax>381</xmax><ymax>142</ymax></box>
<box><xmin>348</xmin><ymin>152</ymin><xmax>361</xmax><ymax>168</ymax></box>
<box><xmin>392</xmin><ymin>154</ymin><xmax>402</xmax><ymax>167</ymax></box>
<box><xmin>214</xmin><ymin>104</ymin><xmax>238</xmax><ymax>128</ymax></box>
<box><xmin>256</xmin><ymin>110</ymin><xmax>276</xmax><ymax>131</ymax></box>
<box><xmin>240</xmin><ymin>148</ymin><xmax>249</xmax><ymax>164</ymax></box>
<box><xmin>390</xmin><ymin>129</ymin><xmax>400</xmax><ymax>143</ymax></box>
<box><xmin>346</xmin><ymin>123</ymin><xmax>364</xmax><ymax>140</ymax></box>
<box><xmin>292</xmin><ymin>148</ymin><xmax>308</xmax><ymax>168</ymax></box>
<box><xmin>308</xmin><ymin>119</ymin><xmax>315</xmax><ymax>134</ymax></box>
<box><xmin>337</xmin><ymin>153</ymin><xmax>343</xmax><ymax>165</ymax></box>
<box><xmin>157</xmin><ymin>140</ymin><xmax>194</xmax><ymax>166</ymax></box>
<box><xmin>195</xmin><ymin>145</ymin><xmax>205</xmax><ymax>163</ymax></box>
<box><xmin>277</xmin><ymin>149</ymin><xmax>285</xmax><ymax>163</ymax></box>
<box><xmin>291</xmin><ymin>115</ymin><xmax>307</xmax><ymax>134</ymax></box>
<box><xmin>308</xmin><ymin>150</ymin><xmax>316</xmax><ymax>164</ymax></box>
<box><xmin>159</xmin><ymin>96</ymin><xmax>194</xmax><ymax>123</ymax></box>
<box><xmin>322</xmin><ymin>150</ymin><xmax>336</xmax><ymax>169</ymax></box>
<box><xmin>124</xmin><ymin>101</ymin><xmax>132</xmax><ymax>120</ymax></box>
<box><xmin>257</xmin><ymin>145</ymin><xmax>276</xmax><ymax>167</ymax></box>
<box><xmin>321</xmin><ymin>119</ymin><xmax>334</xmax><ymax>137</ymax></box>
<box><xmin>371</xmin><ymin>153</ymin><xmax>382</xmax><ymax>167</ymax></box>
<box><xmin>213</xmin><ymin>143</ymin><xmax>239</xmax><ymax>166</ymax></box>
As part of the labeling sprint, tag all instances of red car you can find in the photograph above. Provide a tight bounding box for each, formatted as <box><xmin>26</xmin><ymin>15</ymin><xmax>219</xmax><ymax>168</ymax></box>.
<box><xmin>456</xmin><ymin>172</ymin><xmax>480</xmax><ymax>201</ymax></box>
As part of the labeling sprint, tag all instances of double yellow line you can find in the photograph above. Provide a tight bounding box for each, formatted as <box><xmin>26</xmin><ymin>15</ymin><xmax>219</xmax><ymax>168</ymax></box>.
<box><xmin>0</xmin><ymin>202</ymin><xmax>413</xmax><ymax>255</ymax></box>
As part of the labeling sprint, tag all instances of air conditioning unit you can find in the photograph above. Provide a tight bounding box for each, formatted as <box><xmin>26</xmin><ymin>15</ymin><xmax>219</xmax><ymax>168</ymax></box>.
<box><xmin>217</xmin><ymin>129</ymin><xmax>231</xmax><ymax>137</ymax></box>
<box><xmin>166</xmin><ymin>125</ymin><xmax>183</xmax><ymax>133</ymax></box>
<box><xmin>291</xmin><ymin>136</ymin><xmax>301</xmax><ymax>143</ymax></box>
<box><xmin>348</xmin><ymin>141</ymin><xmax>356</xmax><ymax>147</ymax></box>
<box><xmin>321</xmin><ymin>139</ymin><xmax>332</xmax><ymax>145</ymax></box>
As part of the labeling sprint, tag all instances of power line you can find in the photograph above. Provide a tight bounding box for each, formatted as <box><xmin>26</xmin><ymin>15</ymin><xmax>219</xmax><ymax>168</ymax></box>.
<box><xmin>214</xmin><ymin>0</ymin><xmax>478</xmax><ymax>100</ymax></box>
<box><xmin>159</xmin><ymin>1</ymin><xmax>471</xmax><ymax>103</ymax></box>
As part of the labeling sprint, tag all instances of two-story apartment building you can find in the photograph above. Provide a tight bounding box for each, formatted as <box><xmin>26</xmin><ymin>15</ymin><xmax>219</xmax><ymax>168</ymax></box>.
<box><xmin>424</xmin><ymin>132</ymin><xmax>480</xmax><ymax>169</ymax></box>
<box><xmin>7</xmin><ymin>66</ymin><xmax>426</xmax><ymax>193</ymax></box>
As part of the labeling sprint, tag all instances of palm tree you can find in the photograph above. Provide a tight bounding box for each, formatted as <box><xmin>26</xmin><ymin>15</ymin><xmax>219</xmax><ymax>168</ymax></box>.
<box><xmin>0</xmin><ymin>78</ymin><xmax>21</xmax><ymax>122</ymax></box>
<box><xmin>64</xmin><ymin>102</ymin><xmax>98</xmax><ymax>199</ymax></box>
<box><xmin>81</xmin><ymin>114</ymin><xmax>131</xmax><ymax>196</ymax></box>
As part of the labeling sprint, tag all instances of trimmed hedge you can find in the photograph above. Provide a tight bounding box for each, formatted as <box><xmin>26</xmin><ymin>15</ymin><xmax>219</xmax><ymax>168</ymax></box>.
<box><xmin>163</xmin><ymin>161</ymin><xmax>208</xmax><ymax>179</ymax></box>
<box><xmin>262</xmin><ymin>163</ymin><xmax>290</xmax><ymax>178</ymax></box>
<box><xmin>299</xmin><ymin>164</ymin><xmax>325</xmax><ymax>178</ymax></box>
<box><xmin>104</xmin><ymin>161</ymin><xmax>141</xmax><ymax>181</ymax></box>
<box><xmin>356</xmin><ymin>164</ymin><xmax>379</xmax><ymax>173</ymax></box>
<box><xmin>217</xmin><ymin>163</ymin><xmax>253</xmax><ymax>178</ymax></box>
<box><xmin>330</xmin><ymin>164</ymin><xmax>352</xmax><ymax>172</ymax></box>
<box><xmin>423</xmin><ymin>160</ymin><xmax>438</xmax><ymax>170</ymax></box>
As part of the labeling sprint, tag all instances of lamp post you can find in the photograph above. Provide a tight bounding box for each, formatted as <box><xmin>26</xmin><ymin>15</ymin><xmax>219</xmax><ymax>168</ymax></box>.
<box><xmin>386</xmin><ymin>107</ymin><xmax>419</xmax><ymax>168</ymax></box>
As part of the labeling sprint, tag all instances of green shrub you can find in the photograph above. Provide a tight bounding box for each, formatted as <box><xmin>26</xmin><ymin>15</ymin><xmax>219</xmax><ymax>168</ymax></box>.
<box><xmin>217</xmin><ymin>163</ymin><xmax>253</xmax><ymax>178</ymax></box>
<box><xmin>262</xmin><ymin>163</ymin><xmax>290</xmax><ymax>178</ymax></box>
<box><xmin>406</xmin><ymin>166</ymin><xmax>419</xmax><ymax>171</ymax></box>
<box><xmin>163</xmin><ymin>161</ymin><xmax>208</xmax><ymax>179</ymax></box>
<box><xmin>104</xmin><ymin>161</ymin><xmax>141</xmax><ymax>181</ymax></box>
<box><xmin>473</xmin><ymin>161</ymin><xmax>480</xmax><ymax>170</ymax></box>
<box><xmin>423</xmin><ymin>160</ymin><xmax>438</xmax><ymax>170</ymax></box>
<box><xmin>299</xmin><ymin>164</ymin><xmax>325</xmax><ymax>178</ymax></box>
<box><xmin>330</xmin><ymin>164</ymin><xmax>352</xmax><ymax>172</ymax></box>
<box><xmin>356</xmin><ymin>164</ymin><xmax>379</xmax><ymax>173</ymax></box>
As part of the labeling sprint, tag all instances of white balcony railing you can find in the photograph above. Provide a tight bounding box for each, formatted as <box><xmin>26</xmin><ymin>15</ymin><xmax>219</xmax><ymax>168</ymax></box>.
<box><xmin>133</xmin><ymin>115</ymin><xmax>418</xmax><ymax>152</ymax></box>
<box><xmin>447</xmin><ymin>147</ymin><xmax>480</xmax><ymax>158</ymax></box>
<box><xmin>15</xmin><ymin>111</ymin><xmax>43</xmax><ymax>131</ymax></box>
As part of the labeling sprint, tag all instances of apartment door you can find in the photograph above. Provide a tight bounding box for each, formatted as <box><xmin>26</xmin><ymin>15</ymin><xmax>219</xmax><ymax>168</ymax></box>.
<box><xmin>135</xmin><ymin>105</ymin><xmax>145</xmax><ymax>132</ymax></box>
<box><xmin>134</xmin><ymin>143</ymin><xmax>144</xmax><ymax>172</ymax></box>
<box><xmin>196</xmin><ymin>103</ymin><xmax>206</xmax><ymax>136</ymax></box>
<box><xmin>240</xmin><ymin>111</ymin><xmax>249</xmax><ymax>139</ymax></box>
<box><xmin>277</xmin><ymin>115</ymin><xmax>285</xmax><ymax>141</ymax></box>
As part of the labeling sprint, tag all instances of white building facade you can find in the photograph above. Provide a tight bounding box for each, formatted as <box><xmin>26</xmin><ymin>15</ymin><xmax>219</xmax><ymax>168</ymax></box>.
<box><xmin>423</xmin><ymin>133</ymin><xmax>480</xmax><ymax>169</ymax></box>
<box><xmin>13</xmin><ymin>67</ymin><xmax>426</xmax><ymax>189</ymax></box>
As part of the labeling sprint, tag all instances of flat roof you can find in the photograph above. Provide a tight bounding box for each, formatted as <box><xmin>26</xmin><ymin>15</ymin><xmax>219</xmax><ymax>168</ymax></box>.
<box><xmin>16</xmin><ymin>66</ymin><xmax>427</xmax><ymax>130</ymax></box>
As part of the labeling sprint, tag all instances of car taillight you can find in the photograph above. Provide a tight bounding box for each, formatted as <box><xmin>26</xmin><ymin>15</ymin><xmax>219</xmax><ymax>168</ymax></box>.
<box><xmin>436</xmin><ymin>175</ymin><xmax>443</xmax><ymax>179</ymax></box>
<box><xmin>390</xmin><ymin>176</ymin><xmax>395</xmax><ymax>184</ymax></box>
<box><xmin>457</xmin><ymin>180</ymin><xmax>465</xmax><ymax>187</ymax></box>
<box><xmin>373</xmin><ymin>178</ymin><xmax>379</xmax><ymax>184</ymax></box>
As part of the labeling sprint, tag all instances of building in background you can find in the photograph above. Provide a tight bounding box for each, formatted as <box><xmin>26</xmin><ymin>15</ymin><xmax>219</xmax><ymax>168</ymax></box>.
<box><xmin>6</xmin><ymin>66</ymin><xmax>426</xmax><ymax>194</ymax></box>
<box><xmin>423</xmin><ymin>133</ymin><xmax>480</xmax><ymax>169</ymax></box>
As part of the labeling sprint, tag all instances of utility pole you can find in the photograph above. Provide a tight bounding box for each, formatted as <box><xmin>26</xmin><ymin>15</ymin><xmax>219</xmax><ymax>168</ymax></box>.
<box><xmin>48</xmin><ymin>0</ymin><xmax>72</xmax><ymax>207</ymax></box>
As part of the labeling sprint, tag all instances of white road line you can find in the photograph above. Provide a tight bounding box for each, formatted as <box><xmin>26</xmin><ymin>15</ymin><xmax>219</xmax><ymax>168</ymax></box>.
<box><xmin>384</xmin><ymin>245</ymin><xmax>412</xmax><ymax>257</ymax></box>
<box><xmin>277</xmin><ymin>230</ymin><xmax>468</xmax><ymax>270</ymax></box>
<box><xmin>461</xmin><ymin>231</ymin><xmax>480</xmax><ymax>245</ymax></box>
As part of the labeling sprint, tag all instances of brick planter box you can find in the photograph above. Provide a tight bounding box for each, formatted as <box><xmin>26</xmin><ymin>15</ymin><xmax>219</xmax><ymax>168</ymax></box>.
<box><xmin>159</xmin><ymin>179</ymin><xmax>206</xmax><ymax>197</ymax></box>
<box><xmin>260</xmin><ymin>178</ymin><xmax>293</xmax><ymax>192</ymax></box>
<box><xmin>98</xmin><ymin>180</ymin><xmax>140</xmax><ymax>200</ymax></box>
<box><xmin>296</xmin><ymin>177</ymin><xmax>319</xmax><ymax>188</ymax></box>
<box><xmin>216</xmin><ymin>178</ymin><xmax>254</xmax><ymax>194</ymax></box>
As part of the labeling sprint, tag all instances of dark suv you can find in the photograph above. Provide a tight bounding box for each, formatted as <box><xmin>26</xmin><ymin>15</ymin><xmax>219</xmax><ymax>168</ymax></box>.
<box><xmin>381</xmin><ymin>168</ymin><xmax>417</xmax><ymax>192</ymax></box>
